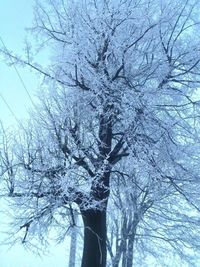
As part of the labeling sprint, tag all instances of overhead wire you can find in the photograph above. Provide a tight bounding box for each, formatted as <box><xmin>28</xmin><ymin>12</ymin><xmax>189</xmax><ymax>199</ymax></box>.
<box><xmin>0</xmin><ymin>35</ymin><xmax>36</xmax><ymax>108</ymax></box>
<box><xmin>0</xmin><ymin>92</ymin><xmax>26</xmax><ymax>130</ymax></box>
<box><xmin>0</xmin><ymin>35</ymin><xmax>40</xmax><ymax>129</ymax></box>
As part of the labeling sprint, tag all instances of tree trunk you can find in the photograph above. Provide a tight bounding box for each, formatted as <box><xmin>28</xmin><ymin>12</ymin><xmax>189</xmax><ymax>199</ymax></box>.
<box><xmin>68</xmin><ymin>215</ymin><xmax>78</xmax><ymax>267</ymax></box>
<box><xmin>126</xmin><ymin>238</ymin><xmax>134</xmax><ymax>267</ymax></box>
<box><xmin>81</xmin><ymin>208</ymin><xmax>107</xmax><ymax>267</ymax></box>
<box><xmin>112</xmin><ymin>248</ymin><xmax>122</xmax><ymax>267</ymax></box>
<box><xmin>122</xmin><ymin>240</ymin><xmax>127</xmax><ymax>267</ymax></box>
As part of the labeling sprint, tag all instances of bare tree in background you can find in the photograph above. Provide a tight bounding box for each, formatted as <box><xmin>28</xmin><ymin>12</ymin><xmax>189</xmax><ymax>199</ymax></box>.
<box><xmin>1</xmin><ymin>0</ymin><xmax>200</xmax><ymax>266</ymax></box>
<box><xmin>107</xmin><ymin>160</ymin><xmax>200</xmax><ymax>267</ymax></box>
<box><xmin>68</xmin><ymin>211</ymin><xmax>78</xmax><ymax>267</ymax></box>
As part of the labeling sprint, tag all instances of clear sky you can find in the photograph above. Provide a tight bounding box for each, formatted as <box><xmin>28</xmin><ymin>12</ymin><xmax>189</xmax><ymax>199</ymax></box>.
<box><xmin>0</xmin><ymin>0</ymin><xmax>37</xmax><ymax>126</ymax></box>
<box><xmin>0</xmin><ymin>1</ymin><xmax>69</xmax><ymax>266</ymax></box>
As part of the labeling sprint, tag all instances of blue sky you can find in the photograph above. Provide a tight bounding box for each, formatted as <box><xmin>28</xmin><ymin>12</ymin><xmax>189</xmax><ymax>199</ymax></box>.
<box><xmin>0</xmin><ymin>1</ymin><xmax>69</xmax><ymax>266</ymax></box>
<box><xmin>0</xmin><ymin>0</ymin><xmax>37</xmax><ymax>126</ymax></box>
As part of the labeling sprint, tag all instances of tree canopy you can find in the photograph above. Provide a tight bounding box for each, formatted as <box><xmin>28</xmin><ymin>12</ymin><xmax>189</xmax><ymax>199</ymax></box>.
<box><xmin>1</xmin><ymin>0</ymin><xmax>200</xmax><ymax>266</ymax></box>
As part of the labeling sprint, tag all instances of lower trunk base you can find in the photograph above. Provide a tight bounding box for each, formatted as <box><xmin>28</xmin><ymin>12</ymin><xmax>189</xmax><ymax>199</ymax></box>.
<box><xmin>81</xmin><ymin>209</ymin><xmax>107</xmax><ymax>267</ymax></box>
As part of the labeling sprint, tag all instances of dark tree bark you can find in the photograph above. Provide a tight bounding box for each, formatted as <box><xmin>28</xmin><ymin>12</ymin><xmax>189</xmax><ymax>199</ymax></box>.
<box><xmin>81</xmin><ymin>208</ymin><xmax>107</xmax><ymax>267</ymax></box>
<box><xmin>79</xmin><ymin>104</ymin><xmax>115</xmax><ymax>267</ymax></box>
<box><xmin>122</xmin><ymin>241</ymin><xmax>127</xmax><ymax>267</ymax></box>
<box><xmin>126</xmin><ymin>237</ymin><xmax>134</xmax><ymax>267</ymax></box>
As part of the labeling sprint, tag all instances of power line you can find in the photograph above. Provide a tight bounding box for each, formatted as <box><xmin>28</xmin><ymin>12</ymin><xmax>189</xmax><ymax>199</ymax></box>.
<box><xmin>0</xmin><ymin>35</ymin><xmax>36</xmax><ymax>108</ymax></box>
<box><xmin>0</xmin><ymin>92</ymin><xmax>25</xmax><ymax>129</ymax></box>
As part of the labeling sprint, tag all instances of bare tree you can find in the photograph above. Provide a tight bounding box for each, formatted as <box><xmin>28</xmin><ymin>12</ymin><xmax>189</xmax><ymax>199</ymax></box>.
<box><xmin>1</xmin><ymin>0</ymin><xmax>200</xmax><ymax>266</ymax></box>
<box><xmin>107</xmin><ymin>161</ymin><xmax>200</xmax><ymax>267</ymax></box>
